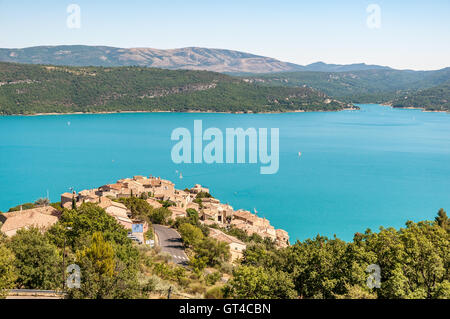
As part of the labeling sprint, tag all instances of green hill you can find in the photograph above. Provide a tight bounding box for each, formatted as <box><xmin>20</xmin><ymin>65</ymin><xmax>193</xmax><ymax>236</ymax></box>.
<box><xmin>242</xmin><ymin>68</ymin><xmax>450</xmax><ymax>103</ymax></box>
<box><xmin>0</xmin><ymin>62</ymin><xmax>353</xmax><ymax>115</ymax></box>
<box><xmin>391</xmin><ymin>82</ymin><xmax>450</xmax><ymax>112</ymax></box>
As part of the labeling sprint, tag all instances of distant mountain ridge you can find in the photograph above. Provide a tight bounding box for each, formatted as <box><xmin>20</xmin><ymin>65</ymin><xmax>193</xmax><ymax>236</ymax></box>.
<box><xmin>303</xmin><ymin>61</ymin><xmax>392</xmax><ymax>72</ymax></box>
<box><xmin>0</xmin><ymin>45</ymin><xmax>392</xmax><ymax>74</ymax></box>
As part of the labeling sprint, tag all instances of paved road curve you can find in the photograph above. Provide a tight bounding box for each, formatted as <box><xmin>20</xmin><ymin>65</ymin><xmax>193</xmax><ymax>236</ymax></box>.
<box><xmin>153</xmin><ymin>225</ymin><xmax>189</xmax><ymax>266</ymax></box>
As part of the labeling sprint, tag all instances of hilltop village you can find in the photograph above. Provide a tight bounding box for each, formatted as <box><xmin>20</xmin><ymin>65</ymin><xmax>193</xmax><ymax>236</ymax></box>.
<box><xmin>1</xmin><ymin>175</ymin><xmax>289</xmax><ymax>262</ymax></box>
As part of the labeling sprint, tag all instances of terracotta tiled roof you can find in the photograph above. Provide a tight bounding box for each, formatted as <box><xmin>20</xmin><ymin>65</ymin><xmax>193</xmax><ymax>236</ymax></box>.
<box><xmin>0</xmin><ymin>206</ymin><xmax>61</xmax><ymax>237</ymax></box>
<box><xmin>109</xmin><ymin>183</ymin><xmax>123</xmax><ymax>190</ymax></box>
<box><xmin>233</xmin><ymin>210</ymin><xmax>257</xmax><ymax>222</ymax></box>
<box><xmin>169</xmin><ymin>206</ymin><xmax>186</xmax><ymax>218</ymax></box>
<box><xmin>110</xmin><ymin>201</ymin><xmax>127</xmax><ymax>210</ymax></box>
<box><xmin>209</xmin><ymin>228</ymin><xmax>246</xmax><ymax>246</ymax></box>
<box><xmin>146</xmin><ymin>198</ymin><xmax>163</xmax><ymax>208</ymax></box>
<box><xmin>98</xmin><ymin>198</ymin><xmax>127</xmax><ymax>210</ymax></box>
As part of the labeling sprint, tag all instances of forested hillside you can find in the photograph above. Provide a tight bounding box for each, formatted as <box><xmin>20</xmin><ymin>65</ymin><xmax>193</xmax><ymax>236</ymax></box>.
<box><xmin>242</xmin><ymin>68</ymin><xmax>450</xmax><ymax>111</ymax></box>
<box><xmin>244</xmin><ymin>68</ymin><xmax>450</xmax><ymax>97</ymax></box>
<box><xmin>0</xmin><ymin>62</ymin><xmax>352</xmax><ymax>115</ymax></box>
<box><xmin>391</xmin><ymin>82</ymin><xmax>450</xmax><ymax>111</ymax></box>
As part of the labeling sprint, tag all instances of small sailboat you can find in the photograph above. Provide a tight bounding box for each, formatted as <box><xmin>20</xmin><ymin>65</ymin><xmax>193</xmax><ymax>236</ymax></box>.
<box><xmin>179</xmin><ymin>172</ymin><xmax>183</xmax><ymax>179</ymax></box>
<box><xmin>254</xmin><ymin>208</ymin><xmax>258</xmax><ymax>215</ymax></box>
<box><xmin>298</xmin><ymin>151</ymin><xmax>302</xmax><ymax>157</ymax></box>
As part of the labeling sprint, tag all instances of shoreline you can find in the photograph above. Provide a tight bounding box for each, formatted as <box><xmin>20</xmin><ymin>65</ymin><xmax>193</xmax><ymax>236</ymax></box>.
<box><xmin>383</xmin><ymin>104</ymin><xmax>450</xmax><ymax>113</ymax></box>
<box><xmin>4</xmin><ymin>103</ymin><xmax>449</xmax><ymax>116</ymax></box>
<box><xmin>2</xmin><ymin>105</ymin><xmax>448</xmax><ymax>116</ymax></box>
<box><xmin>1</xmin><ymin>107</ymin><xmax>359</xmax><ymax>117</ymax></box>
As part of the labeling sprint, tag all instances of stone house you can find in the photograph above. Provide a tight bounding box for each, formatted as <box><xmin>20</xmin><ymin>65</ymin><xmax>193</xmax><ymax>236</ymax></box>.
<box><xmin>168</xmin><ymin>206</ymin><xmax>187</xmax><ymax>220</ymax></box>
<box><xmin>208</xmin><ymin>228</ymin><xmax>246</xmax><ymax>262</ymax></box>
<box><xmin>190</xmin><ymin>184</ymin><xmax>210</xmax><ymax>194</ymax></box>
<box><xmin>0</xmin><ymin>206</ymin><xmax>61</xmax><ymax>237</ymax></box>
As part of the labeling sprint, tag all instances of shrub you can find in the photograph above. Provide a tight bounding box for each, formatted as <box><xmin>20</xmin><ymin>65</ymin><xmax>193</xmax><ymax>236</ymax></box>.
<box><xmin>205</xmin><ymin>271</ymin><xmax>222</xmax><ymax>286</ymax></box>
<box><xmin>205</xmin><ymin>286</ymin><xmax>224</xmax><ymax>299</ymax></box>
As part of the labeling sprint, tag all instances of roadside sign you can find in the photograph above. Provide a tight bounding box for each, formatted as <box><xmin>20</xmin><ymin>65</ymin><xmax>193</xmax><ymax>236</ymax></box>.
<box><xmin>132</xmin><ymin>223</ymin><xmax>144</xmax><ymax>233</ymax></box>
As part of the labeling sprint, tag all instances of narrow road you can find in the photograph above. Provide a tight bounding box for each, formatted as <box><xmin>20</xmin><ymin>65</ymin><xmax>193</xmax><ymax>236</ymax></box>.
<box><xmin>7</xmin><ymin>289</ymin><xmax>64</xmax><ymax>299</ymax></box>
<box><xmin>153</xmin><ymin>225</ymin><xmax>189</xmax><ymax>266</ymax></box>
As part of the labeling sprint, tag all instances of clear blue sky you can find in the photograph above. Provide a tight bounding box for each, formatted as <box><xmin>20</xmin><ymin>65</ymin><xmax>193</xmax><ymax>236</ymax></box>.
<box><xmin>0</xmin><ymin>0</ymin><xmax>449</xmax><ymax>70</ymax></box>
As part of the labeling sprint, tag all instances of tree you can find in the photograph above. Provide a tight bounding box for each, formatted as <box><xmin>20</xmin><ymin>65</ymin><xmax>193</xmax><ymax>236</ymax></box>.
<box><xmin>8</xmin><ymin>227</ymin><xmax>61</xmax><ymax>289</ymax></box>
<box><xmin>68</xmin><ymin>232</ymin><xmax>140</xmax><ymax>299</ymax></box>
<box><xmin>0</xmin><ymin>243</ymin><xmax>17</xmax><ymax>298</ymax></box>
<box><xmin>72</xmin><ymin>197</ymin><xmax>77</xmax><ymax>210</ymax></box>
<box><xmin>34</xmin><ymin>198</ymin><xmax>50</xmax><ymax>207</ymax></box>
<box><xmin>186</xmin><ymin>208</ymin><xmax>199</xmax><ymax>225</ymax></box>
<box><xmin>224</xmin><ymin>265</ymin><xmax>296</xmax><ymax>299</ymax></box>
<box><xmin>194</xmin><ymin>238</ymin><xmax>230</xmax><ymax>267</ymax></box>
<box><xmin>117</xmin><ymin>197</ymin><xmax>153</xmax><ymax>221</ymax></box>
<box><xmin>178</xmin><ymin>223</ymin><xmax>204</xmax><ymax>247</ymax></box>
<box><xmin>244</xmin><ymin>233</ymin><xmax>376</xmax><ymax>299</ymax></box>
<box><xmin>241</xmin><ymin>243</ymin><xmax>278</xmax><ymax>268</ymax></box>
<box><xmin>189</xmin><ymin>256</ymin><xmax>208</xmax><ymax>276</ymax></box>
<box><xmin>46</xmin><ymin>204</ymin><xmax>142</xmax><ymax>299</ymax></box>
<box><xmin>150</xmin><ymin>207</ymin><xmax>172</xmax><ymax>225</ymax></box>
<box><xmin>51</xmin><ymin>203</ymin><xmax>130</xmax><ymax>250</ymax></box>
<box><xmin>348</xmin><ymin>221</ymin><xmax>449</xmax><ymax>299</ymax></box>
<box><xmin>396</xmin><ymin>221</ymin><xmax>449</xmax><ymax>298</ymax></box>
<box><xmin>334</xmin><ymin>283</ymin><xmax>377</xmax><ymax>299</ymax></box>
<box><xmin>205</xmin><ymin>271</ymin><xmax>221</xmax><ymax>286</ymax></box>
<box><xmin>435</xmin><ymin>208</ymin><xmax>449</xmax><ymax>232</ymax></box>
<box><xmin>195</xmin><ymin>192</ymin><xmax>212</xmax><ymax>199</ymax></box>
<box><xmin>159</xmin><ymin>200</ymin><xmax>176</xmax><ymax>208</ymax></box>
<box><xmin>78</xmin><ymin>232</ymin><xmax>115</xmax><ymax>277</ymax></box>
<box><xmin>139</xmin><ymin>192</ymin><xmax>148</xmax><ymax>200</ymax></box>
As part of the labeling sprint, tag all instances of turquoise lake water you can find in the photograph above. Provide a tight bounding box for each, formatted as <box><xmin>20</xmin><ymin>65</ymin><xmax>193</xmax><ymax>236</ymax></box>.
<box><xmin>0</xmin><ymin>104</ymin><xmax>449</xmax><ymax>242</ymax></box>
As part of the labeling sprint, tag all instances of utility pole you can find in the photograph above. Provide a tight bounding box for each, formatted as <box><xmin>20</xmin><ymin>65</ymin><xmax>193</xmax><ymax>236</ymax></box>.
<box><xmin>62</xmin><ymin>226</ymin><xmax>72</xmax><ymax>292</ymax></box>
<box><xmin>62</xmin><ymin>236</ymin><xmax>66</xmax><ymax>291</ymax></box>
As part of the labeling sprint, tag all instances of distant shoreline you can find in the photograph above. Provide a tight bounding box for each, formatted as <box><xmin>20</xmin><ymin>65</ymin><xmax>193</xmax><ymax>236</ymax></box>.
<box><xmin>381</xmin><ymin>103</ymin><xmax>449</xmax><ymax>113</ymax></box>
<box><xmin>3</xmin><ymin>105</ymin><xmax>449</xmax><ymax>116</ymax></box>
<box><xmin>1</xmin><ymin>107</ymin><xmax>359</xmax><ymax>117</ymax></box>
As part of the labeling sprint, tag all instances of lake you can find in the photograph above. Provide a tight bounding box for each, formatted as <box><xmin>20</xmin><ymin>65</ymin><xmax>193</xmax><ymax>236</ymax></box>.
<box><xmin>0</xmin><ymin>104</ymin><xmax>449</xmax><ymax>242</ymax></box>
